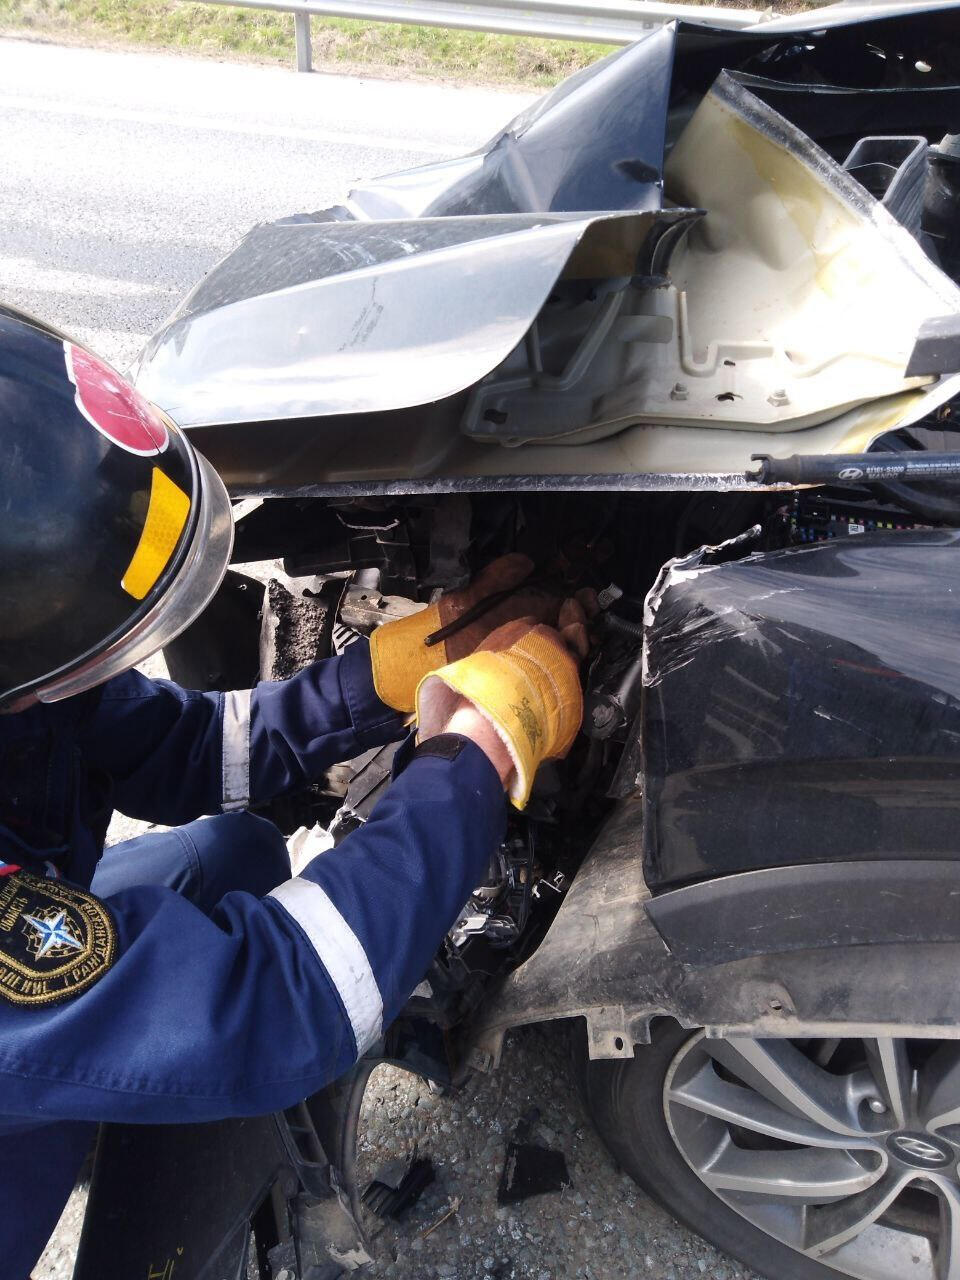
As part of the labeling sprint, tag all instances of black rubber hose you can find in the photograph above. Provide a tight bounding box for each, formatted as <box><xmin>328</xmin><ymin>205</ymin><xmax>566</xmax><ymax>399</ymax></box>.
<box><xmin>874</xmin><ymin>480</ymin><xmax>960</xmax><ymax>524</ymax></box>
<box><xmin>870</xmin><ymin>432</ymin><xmax>960</xmax><ymax>524</ymax></box>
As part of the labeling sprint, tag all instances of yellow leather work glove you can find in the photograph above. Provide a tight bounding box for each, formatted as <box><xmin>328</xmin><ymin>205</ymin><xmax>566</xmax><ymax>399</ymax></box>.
<box><xmin>415</xmin><ymin>617</ymin><xmax>584</xmax><ymax>809</ymax></box>
<box><xmin>369</xmin><ymin>554</ymin><xmax>562</xmax><ymax>713</ymax></box>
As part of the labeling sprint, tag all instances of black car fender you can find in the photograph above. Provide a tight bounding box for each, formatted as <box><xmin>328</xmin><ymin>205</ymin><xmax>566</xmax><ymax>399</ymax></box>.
<box><xmin>468</xmin><ymin>795</ymin><xmax>960</xmax><ymax>1066</ymax></box>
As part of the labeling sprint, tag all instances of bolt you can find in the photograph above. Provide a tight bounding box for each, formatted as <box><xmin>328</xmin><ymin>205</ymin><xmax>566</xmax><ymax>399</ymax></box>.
<box><xmin>868</xmin><ymin>1097</ymin><xmax>888</xmax><ymax>1114</ymax></box>
<box><xmin>591</xmin><ymin>704</ymin><xmax>616</xmax><ymax>730</ymax></box>
<box><xmin>670</xmin><ymin>382</ymin><xmax>689</xmax><ymax>401</ymax></box>
<box><xmin>768</xmin><ymin>388</ymin><xmax>790</xmax><ymax>407</ymax></box>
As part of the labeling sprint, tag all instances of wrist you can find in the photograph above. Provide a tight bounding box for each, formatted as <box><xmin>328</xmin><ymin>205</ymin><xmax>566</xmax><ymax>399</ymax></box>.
<box><xmin>442</xmin><ymin>701</ymin><xmax>515</xmax><ymax>790</ymax></box>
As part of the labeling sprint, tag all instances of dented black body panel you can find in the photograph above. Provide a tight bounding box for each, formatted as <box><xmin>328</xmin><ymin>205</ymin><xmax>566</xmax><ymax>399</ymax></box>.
<box><xmin>641</xmin><ymin>531</ymin><xmax>960</xmax><ymax>890</ymax></box>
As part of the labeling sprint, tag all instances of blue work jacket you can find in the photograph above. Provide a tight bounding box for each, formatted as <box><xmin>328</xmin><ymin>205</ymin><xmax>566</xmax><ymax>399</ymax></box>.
<box><xmin>0</xmin><ymin>641</ymin><xmax>506</xmax><ymax>1125</ymax></box>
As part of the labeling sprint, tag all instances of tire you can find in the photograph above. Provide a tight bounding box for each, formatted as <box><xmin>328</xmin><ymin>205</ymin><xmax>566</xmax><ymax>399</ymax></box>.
<box><xmin>575</xmin><ymin>1020</ymin><xmax>952</xmax><ymax>1280</ymax></box>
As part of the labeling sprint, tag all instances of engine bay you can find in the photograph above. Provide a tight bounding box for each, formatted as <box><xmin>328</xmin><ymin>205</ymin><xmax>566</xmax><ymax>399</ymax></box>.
<box><xmin>231</xmin><ymin>489</ymin><xmax>687</xmax><ymax>1054</ymax></box>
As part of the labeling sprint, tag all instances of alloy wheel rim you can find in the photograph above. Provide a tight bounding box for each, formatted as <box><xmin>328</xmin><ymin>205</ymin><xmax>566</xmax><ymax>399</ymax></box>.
<box><xmin>663</xmin><ymin>1032</ymin><xmax>960</xmax><ymax>1279</ymax></box>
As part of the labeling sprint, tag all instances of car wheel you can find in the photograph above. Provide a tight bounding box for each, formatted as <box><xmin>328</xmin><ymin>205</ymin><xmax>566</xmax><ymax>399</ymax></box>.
<box><xmin>577</xmin><ymin>1018</ymin><xmax>960</xmax><ymax>1280</ymax></box>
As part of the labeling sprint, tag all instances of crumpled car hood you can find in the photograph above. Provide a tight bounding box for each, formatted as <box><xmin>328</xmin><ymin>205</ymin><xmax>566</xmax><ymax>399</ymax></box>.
<box><xmin>132</xmin><ymin>4</ymin><xmax>960</xmax><ymax>492</ymax></box>
<box><xmin>134</xmin><ymin>209</ymin><xmax>694</xmax><ymax>426</ymax></box>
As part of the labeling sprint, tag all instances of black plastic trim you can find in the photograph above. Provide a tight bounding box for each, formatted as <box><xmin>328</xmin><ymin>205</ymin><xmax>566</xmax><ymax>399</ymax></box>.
<box><xmin>646</xmin><ymin>860</ymin><xmax>960</xmax><ymax>968</ymax></box>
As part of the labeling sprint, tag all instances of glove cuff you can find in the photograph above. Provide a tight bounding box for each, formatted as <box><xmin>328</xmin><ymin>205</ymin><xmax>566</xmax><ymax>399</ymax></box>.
<box><xmin>369</xmin><ymin>603</ymin><xmax>443</xmax><ymax>712</ymax></box>
<box><xmin>416</xmin><ymin>653</ymin><xmax>536</xmax><ymax>807</ymax></box>
<box><xmin>416</xmin><ymin>638</ymin><xmax>581</xmax><ymax>808</ymax></box>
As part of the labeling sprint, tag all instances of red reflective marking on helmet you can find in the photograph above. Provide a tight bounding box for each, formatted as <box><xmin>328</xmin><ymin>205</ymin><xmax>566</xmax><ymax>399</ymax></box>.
<box><xmin>64</xmin><ymin>343</ymin><xmax>169</xmax><ymax>456</ymax></box>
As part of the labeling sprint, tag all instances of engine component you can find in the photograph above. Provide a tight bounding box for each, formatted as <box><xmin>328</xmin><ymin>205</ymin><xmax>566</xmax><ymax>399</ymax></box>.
<box><xmin>449</xmin><ymin>836</ymin><xmax>534</xmax><ymax>950</ymax></box>
<box><xmin>583</xmin><ymin>637</ymin><xmax>645</xmax><ymax>741</ymax></box>
<box><xmin>498</xmin><ymin>1139</ymin><xmax>570</xmax><ymax>1206</ymax></box>
<box><xmin>285</xmin><ymin>506</ymin><xmax>419</xmax><ymax>593</ymax></box>
<box><xmin>752</xmin><ymin>448</ymin><xmax>960</xmax><ymax>485</ymax></box>
<box><xmin>784</xmin><ymin>490</ymin><xmax>931</xmax><ymax>545</ymax></box>
<box><xmin>329</xmin><ymin>742</ymin><xmax>403</xmax><ymax>842</ymax></box>
<box><xmin>361</xmin><ymin>1156</ymin><xmax>435</xmax><ymax>1220</ymax></box>
<box><xmin>338</xmin><ymin>583</ymin><xmax>428</xmax><ymax>632</ymax></box>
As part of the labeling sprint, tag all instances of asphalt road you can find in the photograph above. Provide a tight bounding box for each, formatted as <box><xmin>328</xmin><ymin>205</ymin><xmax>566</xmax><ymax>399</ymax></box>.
<box><xmin>0</xmin><ymin>37</ymin><xmax>533</xmax><ymax>371</ymax></box>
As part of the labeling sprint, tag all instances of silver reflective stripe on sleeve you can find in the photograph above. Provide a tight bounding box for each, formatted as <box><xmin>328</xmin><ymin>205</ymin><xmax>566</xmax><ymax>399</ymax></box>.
<box><xmin>269</xmin><ymin>878</ymin><xmax>384</xmax><ymax>1055</ymax></box>
<box><xmin>221</xmin><ymin>688</ymin><xmax>252</xmax><ymax>811</ymax></box>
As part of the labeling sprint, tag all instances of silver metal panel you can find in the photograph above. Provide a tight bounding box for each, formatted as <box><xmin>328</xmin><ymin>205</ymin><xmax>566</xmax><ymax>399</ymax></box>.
<box><xmin>134</xmin><ymin>211</ymin><xmax>684</xmax><ymax>429</ymax></box>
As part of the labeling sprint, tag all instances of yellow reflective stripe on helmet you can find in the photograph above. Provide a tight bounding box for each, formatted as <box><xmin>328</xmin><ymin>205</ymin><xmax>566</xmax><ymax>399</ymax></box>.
<box><xmin>121</xmin><ymin>467</ymin><xmax>191</xmax><ymax>601</ymax></box>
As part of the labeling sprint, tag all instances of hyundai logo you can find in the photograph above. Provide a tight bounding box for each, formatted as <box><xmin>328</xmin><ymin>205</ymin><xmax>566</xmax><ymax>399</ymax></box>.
<box><xmin>887</xmin><ymin>1132</ymin><xmax>954</xmax><ymax>1168</ymax></box>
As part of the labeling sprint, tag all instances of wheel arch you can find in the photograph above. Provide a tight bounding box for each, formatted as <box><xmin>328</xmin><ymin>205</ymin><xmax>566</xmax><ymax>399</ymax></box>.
<box><xmin>468</xmin><ymin>795</ymin><xmax>960</xmax><ymax>1069</ymax></box>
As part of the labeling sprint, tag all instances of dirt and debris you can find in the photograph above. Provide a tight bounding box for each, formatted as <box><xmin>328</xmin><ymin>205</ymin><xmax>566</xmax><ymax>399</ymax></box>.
<box><xmin>420</xmin><ymin>1195</ymin><xmax>463</xmax><ymax>1241</ymax></box>
<box><xmin>349</xmin><ymin>1023</ymin><xmax>763</xmax><ymax>1280</ymax></box>
<box><xmin>497</xmin><ymin>1108</ymin><xmax>571</xmax><ymax>1206</ymax></box>
<box><xmin>259</xmin><ymin>578</ymin><xmax>336</xmax><ymax>681</ymax></box>
<box><xmin>363</xmin><ymin>1154</ymin><xmax>437</xmax><ymax>1219</ymax></box>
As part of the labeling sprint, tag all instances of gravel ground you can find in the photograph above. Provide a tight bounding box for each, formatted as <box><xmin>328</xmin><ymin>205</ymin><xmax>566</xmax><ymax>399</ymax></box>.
<box><xmin>351</xmin><ymin>1025</ymin><xmax>760</xmax><ymax>1280</ymax></box>
<box><xmin>34</xmin><ymin>1023</ymin><xmax>760</xmax><ymax>1280</ymax></box>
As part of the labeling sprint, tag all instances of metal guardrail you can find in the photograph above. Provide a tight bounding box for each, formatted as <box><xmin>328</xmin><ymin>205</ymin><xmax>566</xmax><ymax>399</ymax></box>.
<box><xmin>202</xmin><ymin>0</ymin><xmax>767</xmax><ymax>72</ymax></box>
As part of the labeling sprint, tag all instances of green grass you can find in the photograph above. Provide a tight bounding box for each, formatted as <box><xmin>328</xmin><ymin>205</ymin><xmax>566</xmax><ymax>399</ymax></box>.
<box><xmin>0</xmin><ymin>0</ymin><xmax>827</xmax><ymax>86</ymax></box>
<box><xmin>0</xmin><ymin>0</ymin><xmax>619</xmax><ymax>85</ymax></box>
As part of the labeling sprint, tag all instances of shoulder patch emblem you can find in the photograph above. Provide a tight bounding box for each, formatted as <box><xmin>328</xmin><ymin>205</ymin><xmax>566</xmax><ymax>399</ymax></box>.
<box><xmin>0</xmin><ymin>873</ymin><xmax>116</xmax><ymax>1006</ymax></box>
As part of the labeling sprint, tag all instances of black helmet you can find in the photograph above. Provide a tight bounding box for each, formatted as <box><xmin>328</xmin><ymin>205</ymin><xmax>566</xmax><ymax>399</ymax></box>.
<box><xmin>0</xmin><ymin>306</ymin><xmax>233</xmax><ymax>710</ymax></box>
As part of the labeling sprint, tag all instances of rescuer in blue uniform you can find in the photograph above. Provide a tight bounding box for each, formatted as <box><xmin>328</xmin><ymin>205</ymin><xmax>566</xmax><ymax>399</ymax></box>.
<box><xmin>0</xmin><ymin>307</ymin><xmax>586</xmax><ymax>1277</ymax></box>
